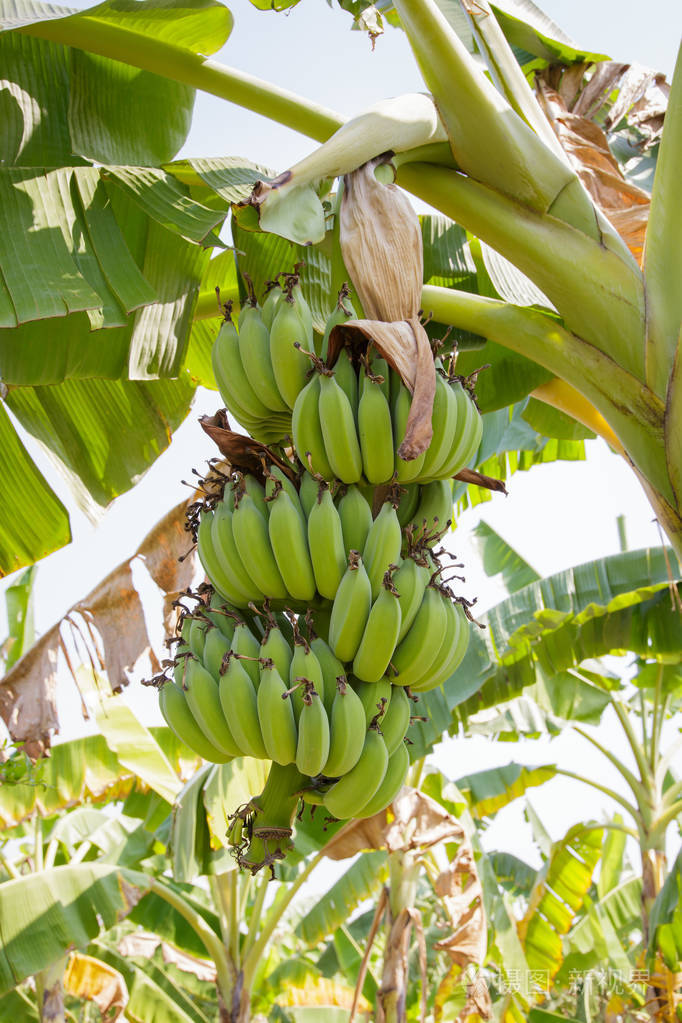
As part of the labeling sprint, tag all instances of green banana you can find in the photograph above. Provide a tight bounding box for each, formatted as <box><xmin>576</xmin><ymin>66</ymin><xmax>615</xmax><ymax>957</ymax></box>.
<box><xmin>231</xmin><ymin>621</ymin><xmax>262</xmax><ymax>688</ymax></box>
<box><xmin>431</xmin><ymin>382</ymin><xmax>482</xmax><ymax>480</ymax></box>
<box><xmin>159</xmin><ymin>682</ymin><xmax>232</xmax><ymax>764</ymax></box>
<box><xmin>322</xmin><ymin>676</ymin><xmax>366</xmax><ymax>777</ymax></box>
<box><xmin>261</xmin><ymin>283</ymin><xmax>282</xmax><ymax>329</ymax></box>
<box><xmin>352</xmin><ymin>572</ymin><xmax>402</xmax><ymax>683</ymax></box>
<box><xmin>419</xmin><ymin>369</ymin><xmax>458</xmax><ymax>480</ymax></box>
<box><xmin>328</xmin><ymin>552</ymin><xmax>372</xmax><ymax>662</ymax></box>
<box><xmin>352</xmin><ymin>677</ymin><xmax>392</xmax><ymax>727</ymax></box>
<box><xmin>323</xmin><ymin>726</ymin><xmax>389</xmax><ymax>820</ymax></box>
<box><xmin>187</xmin><ymin>616</ymin><xmax>206</xmax><ymax>659</ymax></box>
<box><xmin>368</xmin><ymin>354</ymin><xmax>391</xmax><ymax>402</ymax></box>
<box><xmin>409</xmin><ymin>479</ymin><xmax>453</xmax><ymax>542</ymax></box>
<box><xmin>238</xmin><ymin>302</ymin><xmax>289</xmax><ymax>412</ymax></box>
<box><xmin>391</xmin><ymin>584</ymin><xmax>448</xmax><ymax>688</ymax></box>
<box><xmin>232</xmin><ymin>493</ymin><xmax>288</xmax><ymax>600</ymax></box>
<box><xmin>211</xmin><ymin>314</ymin><xmax>273</xmax><ymax>421</ymax></box>
<box><xmin>203</xmin><ymin>593</ymin><xmax>238</xmax><ymax>641</ymax></box>
<box><xmin>333</xmin><ymin>347</ymin><xmax>359</xmax><ymax>416</ymax></box>
<box><xmin>183</xmin><ymin>657</ymin><xmax>242</xmax><ymax>756</ymax></box>
<box><xmin>257</xmin><ymin>661</ymin><xmax>298</xmax><ymax>765</ymax></box>
<box><xmin>411</xmin><ymin>601</ymin><xmax>470</xmax><ymax>692</ymax></box>
<box><xmin>202</xmin><ymin>626</ymin><xmax>233</xmax><ymax>681</ymax></box>
<box><xmin>356</xmin><ymin>740</ymin><xmax>409</xmax><ymax>819</ymax></box>
<box><xmin>310</xmin><ymin>636</ymin><xmax>345</xmax><ymax>716</ymax></box>
<box><xmin>396</xmin><ymin>483</ymin><xmax>421</xmax><ymax>527</ymax></box>
<box><xmin>211</xmin><ymin>501</ymin><xmax>264</xmax><ymax>604</ymax></box>
<box><xmin>197</xmin><ymin>511</ymin><xmax>245</xmax><ymax>604</ymax></box>
<box><xmin>289</xmin><ymin>635</ymin><xmax>325</xmax><ymax>719</ymax></box>
<box><xmin>393</xmin><ymin>555</ymin><xmax>431</xmax><ymax>643</ymax></box>
<box><xmin>269</xmin><ymin>294</ymin><xmax>311</xmax><ymax>408</ymax></box>
<box><xmin>320</xmin><ymin>291</ymin><xmax>356</xmax><ymax>361</ymax></box>
<box><xmin>393</xmin><ymin>382</ymin><xmax>426</xmax><ymax>483</ymax></box>
<box><xmin>318</xmin><ymin>372</ymin><xmax>363</xmax><ymax>484</ymax></box>
<box><xmin>295</xmin><ymin>683</ymin><xmax>330</xmax><ymax>777</ymax></box>
<box><xmin>289</xmin><ymin>275</ymin><xmax>314</xmax><ymax>342</ymax></box>
<box><xmin>379</xmin><ymin>685</ymin><xmax>412</xmax><ymax>754</ymax></box>
<box><xmin>362</xmin><ymin>501</ymin><xmax>403</xmax><ymax>599</ymax></box>
<box><xmin>219</xmin><ymin>655</ymin><xmax>267</xmax><ymax>758</ymax></box>
<box><xmin>299</xmin><ymin>469</ymin><xmax>320</xmax><ymax>519</ymax></box>
<box><xmin>268</xmin><ymin>488</ymin><xmax>317</xmax><ymax>602</ymax></box>
<box><xmin>292</xmin><ymin>375</ymin><xmax>335</xmax><ymax>480</ymax></box>
<box><xmin>337</xmin><ymin>485</ymin><xmax>373</xmax><ymax>558</ymax></box>
<box><xmin>259</xmin><ymin>623</ymin><xmax>293</xmax><ymax>681</ymax></box>
<box><xmin>358</xmin><ymin>366</ymin><xmax>395</xmax><ymax>484</ymax></box>
<box><xmin>243</xmin><ymin>475</ymin><xmax>269</xmax><ymax>521</ymax></box>
<box><xmin>265</xmin><ymin>465</ymin><xmax>305</xmax><ymax>517</ymax></box>
<box><xmin>308</xmin><ymin>482</ymin><xmax>347</xmax><ymax>600</ymax></box>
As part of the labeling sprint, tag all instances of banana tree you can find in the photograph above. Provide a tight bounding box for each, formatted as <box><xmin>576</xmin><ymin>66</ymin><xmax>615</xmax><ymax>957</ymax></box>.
<box><xmin>0</xmin><ymin>0</ymin><xmax>676</xmax><ymax>573</ymax></box>
<box><xmin>439</xmin><ymin>520</ymin><xmax>682</xmax><ymax>1019</ymax></box>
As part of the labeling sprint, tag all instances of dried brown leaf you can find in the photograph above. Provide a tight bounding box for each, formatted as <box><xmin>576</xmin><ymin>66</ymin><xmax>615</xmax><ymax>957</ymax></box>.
<box><xmin>118</xmin><ymin>933</ymin><xmax>217</xmax><ymax>981</ymax></box>
<box><xmin>322</xmin><ymin>811</ymin><xmax>390</xmax><ymax>861</ymax></box>
<box><xmin>199</xmin><ymin>411</ymin><xmax>294</xmax><ymax>482</ymax></box>
<box><xmin>63</xmin><ymin>953</ymin><xmax>128</xmax><ymax>1020</ymax></box>
<box><xmin>74</xmin><ymin>563</ymin><xmax>149</xmax><ymax>694</ymax></box>
<box><xmin>136</xmin><ymin>500</ymin><xmax>195</xmax><ymax>599</ymax></box>
<box><xmin>454</xmin><ymin>468</ymin><xmax>507</xmax><ymax>494</ymax></box>
<box><xmin>340</xmin><ymin>158</ymin><xmax>423</xmax><ymax>321</ymax></box>
<box><xmin>0</xmin><ymin>624</ymin><xmax>59</xmax><ymax>754</ymax></box>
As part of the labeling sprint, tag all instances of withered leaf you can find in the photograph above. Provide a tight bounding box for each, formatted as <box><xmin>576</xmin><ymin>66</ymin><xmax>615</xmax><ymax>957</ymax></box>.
<box><xmin>199</xmin><ymin>411</ymin><xmax>294</xmax><ymax>482</ymax></box>
<box><xmin>0</xmin><ymin>624</ymin><xmax>60</xmax><ymax>755</ymax></box>
<box><xmin>63</xmin><ymin>953</ymin><xmax>128</xmax><ymax>1022</ymax></box>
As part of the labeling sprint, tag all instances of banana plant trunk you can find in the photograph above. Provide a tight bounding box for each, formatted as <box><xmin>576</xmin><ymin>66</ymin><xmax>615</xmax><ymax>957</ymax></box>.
<box><xmin>376</xmin><ymin>851</ymin><xmax>421</xmax><ymax>1023</ymax></box>
<box><xmin>218</xmin><ymin>972</ymin><xmax>250</xmax><ymax>1023</ymax></box>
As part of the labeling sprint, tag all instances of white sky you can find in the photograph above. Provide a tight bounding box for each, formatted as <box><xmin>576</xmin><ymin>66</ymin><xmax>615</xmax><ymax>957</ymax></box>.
<box><xmin>3</xmin><ymin>1</ymin><xmax>681</xmax><ymax>872</ymax></box>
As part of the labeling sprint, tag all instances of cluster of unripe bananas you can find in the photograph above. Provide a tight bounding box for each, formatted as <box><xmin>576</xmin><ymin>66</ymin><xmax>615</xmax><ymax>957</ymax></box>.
<box><xmin>155</xmin><ymin>274</ymin><xmax>483</xmax><ymax>873</ymax></box>
<box><xmin>158</xmin><ymin>595</ymin><xmax>416</xmax><ymax>849</ymax></box>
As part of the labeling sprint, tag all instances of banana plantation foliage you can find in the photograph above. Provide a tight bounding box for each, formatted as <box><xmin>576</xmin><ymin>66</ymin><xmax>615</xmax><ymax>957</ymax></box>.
<box><xmin>0</xmin><ymin>0</ymin><xmax>680</xmax><ymax>1020</ymax></box>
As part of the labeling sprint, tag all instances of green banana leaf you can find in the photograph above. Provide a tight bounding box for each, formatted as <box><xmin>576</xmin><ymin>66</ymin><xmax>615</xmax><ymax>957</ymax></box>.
<box><xmin>455</xmin><ymin>762</ymin><xmax>557</xmax><ymax>820</ymax></box>
<box><xmin>490</xmin><ymin>2</ymin><xmax>608</xmax><ymax>66</ymax></box>
<box><xmin>648</xmin><ymin>847</ymin><xmax>682</xmax><ymax>969</ymax></box>
<box><xmin>128</xmin><ymin>882</ymin><xmax>223</xmax><ymax>961</ymax></box>
<box><xmin>295</xmin><ymin>850</ymin><xmax>388</xmax><ymax>947</ymax></box>
<box><xmin>597</xmin><ymin>814</ymin><xmax>627</xmax><ymax>900</ymax></box>
<box><xmin>95</xmin><ymin>697</ymin><xmax>182</xmax><ymax>806</ymax></box>
<box><xmin>488</xmin><ymin>851</ymin><xmax>537</xmax><ymax>898</ymax></box>
<box><xmin>1</xmin><ymin>565</ymin><xmax>36</xmax><ymax>669</ymax></box>
<box><xmin>0</xmin><ymin>863</ymin><xmax>151</xmax><ymax>995</ymax></box>
<box><xmin>171</xmin><ymin>764</ymin><xmax>214</xmax><ymax>883</ymax></box>
<box><xmin>0</xmin><ymin>727</ymin><xmax>198</xmax><ymax>827</ymax></box>
<box><xmin>471</xmin><ymin>520</ymin><xmax>540</xmax><ymax>594</ymax></box>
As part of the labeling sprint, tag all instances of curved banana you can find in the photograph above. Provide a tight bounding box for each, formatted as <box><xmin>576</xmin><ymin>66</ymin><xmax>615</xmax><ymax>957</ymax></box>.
<box><xmin>409</xmin><ymin>479</ymin><xmax>453</xmax><ymax>542</ymax></box>
<box><xmin>362</xmin><ymin>501</ymin><xmax>403</xmax><ymax>600</ymax></box>
<box><xmin>295</xmin><ymin>683</ymin><xmax>330</xmax><ymax>777</ymax></box>
<box><xmin>419</xmin><ymin>369</ymin><xmax>458</xmax><ymax>480</ymax></box>
<box><xmin>358</xmin><ymin>367</ymin><xmax>395</xmax><ymax>485</ymax></box>
<box><xmin>211</xmin><ymin>314</ymin><xmax>273</xmax><ymax>421</ymax></box>
<box><xmin>308</xmin><ymin>482</ymin><xmax>347</xmax><ymax>600</ymax></box>
<box><xmin>393</xmin><ymin>381</ymin><xmax>426</xmax><ymax>483</ymax></box>
<box><xmin>391</xmin><ymin>585</ymin><xmax>448</xmax><ymax>688</ymax></box>
<box><xmin>356</xmin><ymin>741</ymin><xmax>409</xmax><ymax>819</ymax></box>
<box><xmin>159</xmin><ymin>682</ymin><xmax>232</xmax><ymax>763</ymax></box>
<box><xmin>299</xmin><ymin>469</ymin><xmax>320</xmax><ymax>519</ymax></box>
<box><xmin>197</xmin><ymin>511</ymin><xmax>247</xmax><ymax>605</ymax></box>
<box><xmin>318</xmin><ymin>372</ymin><xmax>363</xmax><ymax>484</ymax></box>
<box><xmin>219</xmin><ymin>655</ymin><xmax>267</xmax><ymax>758</ymax></box>
<box><xmin>292</xmin><ymin>375</ymin><xmax>335</xmax><ymax>480</ymax></box>
<box><xmin>269</xmin><ymin>294</ymin><xmax>311</xmax><ymax>408</ymax></box>
<box><xmin>310</xmin><ymin>636</ymin><xmax>345</xmax><ymax>716</ymax></box>
<box><xmin>231</xmin><ymin>621</ymin><xmax>262</xmax><ymax>688</ymax></box>
<box><xmin>257</xmin><ymin>661</ymin><xmax>298</xmax><ymax>765</ymax></box>
<box><xmin>392</xmin><ymin>556</ymin><xmax>430</xmax><ymax>643</ymax></box>
<box><xmin>368</xmin><ymin>354</ymin><xmax>391</xmax><ymax>402</ymax></box>
<box><xmin>203</xmin><ymin>592</ymin><xmax>238</xmax><ymax>641</ymax></box>
<box><xmin>238</xmin><ymin>302</ymin><xmax>289</xmax><ymax>412</ymax></box>
<box><xmin>260</xmin><ymin>623</ymin><xmax>293</xmax><ymax>681</ymax></box>
<box><xmin>202</xmin><ymin>626</ymin><xmax>233</xmax><ymax>681</ymax></box>
<box><xmin>243</xmin><ymin>475</ymin><xmax>269</xmax><ymax>521</ymax></box>
<box><xmin>261</xmin><ymin>283</ymin><xmax>282</xmax><ymax>329</ymax></box>
<box><xmin>337</xmin><ymin>485</ymin><xmax>373</xmax><ymax>559</ymax></box>
<box><xmin>332</xmin><ymin>347</ymin><xmax>359</xmax><ymax>416</ymax></box>
<box><xmin>432</xmin><ymin>382</ymin><xmax>483</xmax><ymax>480</ymax></box>
<box><xmin>289</xmin><ymin>638</ymin><xmax>325</xmax><ymax>718</ymax></box>
<box><xmin>211</xmin><ymin>502</ymin><xmax>263</xmax><ymax>604</ymax></box>
<box><xmin>352</xmin><ymin>677</ymin><xmax>392</xmax><ymax>727</ymax></box>
<box><xmin>268</xmin><ymin>488</ymin><xmax>317</xmax><ymax>602</ymax></box>
<box><xmin>380</xmin><ymin>684</ymin><xmax>412</xmax><ymax>754</ymax></box>
<box><xmin>320</xmin><ymin>292</ymin><xmax>356</xmax><ymax>361</ymax></box>
<box><xmin>352</xmin><ymin>573</ymin><xmax>402</xmax><ymax>683</ymax></box>
<box><xmin>265</xmin><ymin>465</ymin><xmax>305</xmax><ymax>518</ymax></box>
<box><xmin>183</xmin><ymin>657</ymin><xmax>242</xmax><ymax>756</ymax></box>
<box><xmin>328</xmin><ymin>552</ymin><xmax>372</xmax><ymax>662</ymax></box>
<box><xmin>232</xmin><ymin>493</ymin><xmax>288</xmax><ymax>600</ymax></box>
<box><xmin>322</xmin><ymin>677</ymin><xmax>366</xmax><ymax>777</ymax></box>
<box><xmin>411</xmin><ymin>601</ymin><xmax>470</xmax><ymax>692</ymax></box>
<box><xmin>323</xmin><ymin>726</ymin><xmax>389</xmax><ymax>820</ymax></box>
<box><xmin>396</xmin><ymin>483</ymin><xmax>421</xmax><ymax>528</ymax></box>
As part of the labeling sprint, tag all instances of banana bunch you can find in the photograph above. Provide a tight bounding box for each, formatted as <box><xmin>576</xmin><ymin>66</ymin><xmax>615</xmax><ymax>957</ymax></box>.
<box><xmin>293</xmin><ymin>352</ymin><xmax>482</xmax><ymax>486</ymax></box>
<box><xmin>211</xmin><ymin>275</ymin><xmax>315</xmax><ymax>444</ymax></box>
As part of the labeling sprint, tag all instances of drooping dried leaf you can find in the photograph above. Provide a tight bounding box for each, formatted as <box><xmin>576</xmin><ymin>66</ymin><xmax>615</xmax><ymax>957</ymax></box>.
<box><xmin>0</xmin><ymin>624</ymin><xmax>59</xmax><ymax>755</ymax></box>
<box><xmin>340</xmin><ymin>158</ymin><xmax>423</xmax><ymax>320</ymax></box>
<box><xmin>454</xmin><ymin>468</ymin><xmax>507</xmax><ymax>494</ymax></box>
<box><xmin>378</xmin><ymin>906</ymin><xmax>428</xmax><ymax>1023</ymax></box>
<box><xmin>199</xmin><ymin>410</ymin><xmax>294</xmax><ymax>481</ymax></box>
<box><xmin>328</xmin><ymin>317</ymin><xmax>436</xmax><ymax>459</ymax></box>
<box><xmin>537</xmin><ymin>78</ymin><xmax>651</xmax><ymax>263</ymax></box>
<box><xmin>73</xmin><ymin>563</ymin><xmax>149</xmax><ymax>694</ymax></box>
<box><xmin>136</xmin><ymin>500</ymin><xmax>195</xmax><ymax>600</ymax></box>
<box><xmin>63</xmin><ymin>953</ymin><xmax>128</xmax><ymax>1021</ymax></box>
<box><xmin>322</xmin><ymin>810</ymin><xmax>390</xmax><ymax>861</ymax></box>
